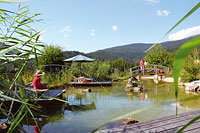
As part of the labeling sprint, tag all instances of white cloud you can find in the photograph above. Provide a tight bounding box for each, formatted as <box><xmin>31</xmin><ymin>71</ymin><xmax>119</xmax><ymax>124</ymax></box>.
<box><xmin>91</xmin><ymin>32</ymin><xmax>95</xmax><ymax>36</ymax></box>
<box><xmin>157</xmin><ymin>10</ymin><xmax>170</xmax><ymax>16</ymax></box>
<box><xmin>90</xmin><ymin>29</ymin><xmax>96</xmax><ymax>36</ymax></box>
<box><xmin>64</xmin><ymin>34</ymin><xmax>68</xmax><ymax>38</ymax></box>
<box><xmin>60</xmin><ymin>25</ymin><xmax>72</xmax><ymax>38</ymax></box>
<box><xmin>61</xmin><ymin>26</ymin><xmax>72</xmax><ymax>33</ymax></box>
<box><xmin>168</xmin><ymin>26</ymin><xmax>200</xmax><ymax>41</ymax></box>
<box><xmin>146</xmin><ymin>0</ymin><xmax>160</xmax><ymax>4</ymax></box>
<box><xmin>111</xmin><ymin>25</ymin><xmax>118</xmax><ymax>32</ymax></box>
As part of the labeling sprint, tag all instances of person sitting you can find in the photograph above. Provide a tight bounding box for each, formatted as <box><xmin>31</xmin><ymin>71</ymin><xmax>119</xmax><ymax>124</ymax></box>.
<box><xmin>33</xmin><ymin>70</ymin><xmax>47</xmax><ymax>89</ymax></box>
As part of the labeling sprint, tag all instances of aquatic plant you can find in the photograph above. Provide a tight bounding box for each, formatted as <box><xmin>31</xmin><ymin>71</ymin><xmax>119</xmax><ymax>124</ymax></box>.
<box><xmin>0</xmin><ymin>2</ymin><xmax>45</xmax><ymax>132</ymax></box>
<box><xmin>42</xmin><ymin>70</ymin><xmax>70</xmax><ymax>88</ymax></box>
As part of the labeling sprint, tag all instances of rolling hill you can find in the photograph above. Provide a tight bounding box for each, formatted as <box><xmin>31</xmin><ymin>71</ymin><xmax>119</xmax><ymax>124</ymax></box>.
<box><xmin>63</xmin><ymin>35</ymin><xmax>199</xmax><ymax>62</ymax></box>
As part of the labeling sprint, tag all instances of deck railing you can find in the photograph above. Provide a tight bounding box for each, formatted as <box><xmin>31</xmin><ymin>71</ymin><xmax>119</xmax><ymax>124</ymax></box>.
<box><xmin>129</xmin><ymin>64</ymin><xmax>169</xmax><ymax>76</ymax></box>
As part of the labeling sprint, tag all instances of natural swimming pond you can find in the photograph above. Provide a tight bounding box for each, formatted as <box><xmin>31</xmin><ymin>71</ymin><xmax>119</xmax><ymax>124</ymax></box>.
<box><xmin>22</xmin><ymin>80</ymin><xmax>200</xmax><ymax>133</ymax></box>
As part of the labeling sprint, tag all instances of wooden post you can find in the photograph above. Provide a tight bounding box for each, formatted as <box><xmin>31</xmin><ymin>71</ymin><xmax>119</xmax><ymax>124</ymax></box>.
<box><xmin>156</xmin><ymin>65</ymin><xmax>158</xmax><ymax>75</ymax></box>
<box><xmin>130</xmin><ymin>68</ymin><xmax>132</xmax><ymax>75</ymax></box>
<box><xmin>142</xmin><ymin>66</ymin><xmax>144</xmax><ymax>75</ymax></box>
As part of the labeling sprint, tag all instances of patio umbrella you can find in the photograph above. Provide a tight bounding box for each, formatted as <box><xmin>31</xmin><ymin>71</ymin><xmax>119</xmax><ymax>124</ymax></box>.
<box><xmin>63</xmin><ymin>54</ymin><xmax>94</xmax><ymax>71</ymax></box>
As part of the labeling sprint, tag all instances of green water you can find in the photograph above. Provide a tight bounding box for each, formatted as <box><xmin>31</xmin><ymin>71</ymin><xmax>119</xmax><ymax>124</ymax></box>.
<box><xmin>24</xmin><ymin>80</ymin><xmax>200</xmax><ymax>133</ymax></box>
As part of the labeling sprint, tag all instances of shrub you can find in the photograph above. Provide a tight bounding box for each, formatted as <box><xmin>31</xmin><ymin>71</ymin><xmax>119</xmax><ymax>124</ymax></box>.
<box><xmin>180</xmin><ymin>48</ymin><xmax>200</xmax><ymax>82</ymax></box>
<box><xmin>96</xmin><ymin>62</ymin><xmax>111</xmax><ymax>81</ymax></box>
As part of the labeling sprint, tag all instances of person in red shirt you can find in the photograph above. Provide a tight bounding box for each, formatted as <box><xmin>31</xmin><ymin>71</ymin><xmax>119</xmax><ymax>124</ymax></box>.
<box><xmin>140</xmin><ymin>59</ymin><xmax>144</xmax><ymax>75</ymax></box>
<box><xmin>140</xmin><ymin>59</ymin><xmax>144</xmax><ymax>68</ymax></box>
<box><xmin>33</xmin><ymin>70</ymin><xmax>47</xmax><ymax>89</ymax></box>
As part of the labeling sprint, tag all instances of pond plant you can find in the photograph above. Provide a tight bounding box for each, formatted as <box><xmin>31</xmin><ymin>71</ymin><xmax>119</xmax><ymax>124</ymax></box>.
<box><xmin>0</xmin><ymin>1</ymin><xmax>45</xmax><ymax>132</ymax></box>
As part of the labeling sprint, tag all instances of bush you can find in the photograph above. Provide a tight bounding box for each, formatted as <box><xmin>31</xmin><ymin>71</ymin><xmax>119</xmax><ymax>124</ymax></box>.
<box><xmin>22</xmin><ymin>70</ymin><xmax>34</xmax><ymax>85</ymax></box>
<box><xmin>68</xmin><ymin>58</ymin><xmax>132</xmax><ymax>81</ymax></box>
<box><xmin>180</xmin><ymin>48</ymin><xmax>200</xmax><ymax>82</ymax></box>
<box><xmin>68</xmin><ymin>61</ymin><xmax>111</xmax><ymax>81</ymax></box>
<box><xmin>96</xmin><ymin>62</ymin><xmax>111</xmax><ymax>81</ymax></box>
<box><xmin>41</xmin><ymin>70</ymin><xmax>70</xmax><ymax>88</ymax></box>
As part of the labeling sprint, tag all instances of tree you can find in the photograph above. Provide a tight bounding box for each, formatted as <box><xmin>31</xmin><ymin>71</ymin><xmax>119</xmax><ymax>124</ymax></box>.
<box><xmin>96</xmin><ymin>62</ymin><xmax>111</xmax><ymax>81</ymax></box>
<box><xmin>144</xmin><ymin>44</ymin><xmax>174</xmax><ymax>68</ymax></box>
<box><xmin>38</xmin><ymin>45</ymin><xmax>64</xmax><ymax>67</ymax></box>
<box><xmin>111</xmin><ymin>58</ymin><xmax>127</xmax><ymax>72</ymax></box>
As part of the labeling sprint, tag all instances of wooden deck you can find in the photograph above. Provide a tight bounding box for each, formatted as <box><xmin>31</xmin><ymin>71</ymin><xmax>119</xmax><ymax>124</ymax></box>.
<box><xmin>71</xmin><ymin>81</ymin><xmax>112</xmax><ymax>87</ymax></box>
<box><xmin>97</xmin><ymin>110</ymin><xmax>200</xmax><ymax>133</ymax></box>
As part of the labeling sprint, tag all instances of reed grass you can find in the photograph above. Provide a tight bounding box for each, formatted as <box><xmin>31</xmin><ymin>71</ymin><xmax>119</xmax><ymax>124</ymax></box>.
<box><xmin>0</xmin><ymin>3</ymin><xmax>45</xmax><ymax>132</ymax></box>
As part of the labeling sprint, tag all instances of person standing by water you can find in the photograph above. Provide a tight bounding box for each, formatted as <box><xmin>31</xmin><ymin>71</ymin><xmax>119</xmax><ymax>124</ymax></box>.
<box><xmin>33</xmin><ymin>70</ymin><xmax>47</xmax><ymax>89</ymax></box>
<box><xmin>144</xmin><ymin>60</ymin><xmax>148</xmax><ymax>71</ymax></box>
<box><xmin>140</xmin><ymin>59</ymin><xmax>144</xmax><ymax>75</ymax></box>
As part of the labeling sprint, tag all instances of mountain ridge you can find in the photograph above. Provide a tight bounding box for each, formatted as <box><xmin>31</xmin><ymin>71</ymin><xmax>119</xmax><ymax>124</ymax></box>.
<box><xmin>63</xmin><ymin>35</ymin><xmax>200</xmax><ymax>62</ymax></box>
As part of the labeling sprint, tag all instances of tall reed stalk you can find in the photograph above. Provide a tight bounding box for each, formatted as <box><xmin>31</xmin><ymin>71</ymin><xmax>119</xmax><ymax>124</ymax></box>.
<box><xmin>0</xmin><ymin>2</ymin><xmax>44</xmax><ymax>132</ymax></box>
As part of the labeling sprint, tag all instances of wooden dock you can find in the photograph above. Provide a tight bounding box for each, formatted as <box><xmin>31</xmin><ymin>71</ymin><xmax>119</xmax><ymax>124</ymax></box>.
<box><xmin>97</xmin><ymin>110</ymin><xmax>200</xmax><ymax>133</ymax></box>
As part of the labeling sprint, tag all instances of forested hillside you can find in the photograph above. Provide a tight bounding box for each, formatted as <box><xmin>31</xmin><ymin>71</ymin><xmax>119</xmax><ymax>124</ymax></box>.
<box><xmin>63</xmin><ymin>35</ymin><xmax>199</xmax><ymax>62</ymax></box>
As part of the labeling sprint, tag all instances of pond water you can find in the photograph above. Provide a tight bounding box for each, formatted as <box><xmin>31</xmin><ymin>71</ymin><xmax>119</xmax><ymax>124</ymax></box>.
<box><xmin>23</xmin><ymin>80</ymin><xmax>200</xmax><ymax>133</ymax></box>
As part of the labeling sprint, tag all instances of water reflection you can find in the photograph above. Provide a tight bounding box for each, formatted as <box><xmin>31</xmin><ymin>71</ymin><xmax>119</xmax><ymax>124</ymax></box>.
<box><xmin>65</xmin><ymin>102</ymin><xmax>96</xmax><ymax>111</ymax></box>
<box><xmin>21</xmin><ymin>91</ymin><xmax>97</xmax><ymax>132</ymax></box>
<box><xmin>21</xmin><ymin>102</ymin><xmax>65</xmax><ymax>133</ymax></box>
<box><xmin>125</xmin><ymin>91</ymin><xmax>148</xmax><ymax>101</ymax></box>
<box><xmin>4</xmin><ymin>80</ymin><xmax>200</xmax><ymax>132</ymax></box>
<box><xmin>23</xmin><ymin>118</ymin><xmax>47</xmax><ymax>133</ymax></box>
<box><xmin>140</xmin><ymin>93</ymin><xmax>148</xmax><ymax>101</ymax></box>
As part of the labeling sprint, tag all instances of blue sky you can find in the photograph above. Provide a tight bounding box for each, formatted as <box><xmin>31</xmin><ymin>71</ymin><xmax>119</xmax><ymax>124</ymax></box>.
<box><xmin>2</xmin><ymin>0</ymin><xmax>200</xmax><ymax>53</ymax></box>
